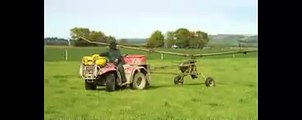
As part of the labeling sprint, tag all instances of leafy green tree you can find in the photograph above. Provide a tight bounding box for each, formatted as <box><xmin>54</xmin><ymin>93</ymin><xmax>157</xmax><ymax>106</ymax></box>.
<box><xmin>147</xmin><ymin>30</ymin><xmax>164</xmax><ymax>48</ymax></box>
<box><xmin>105</xmin><ymin>36</ymin><xmax>116</xmax><ymax>43</ymax></box>
<box><xmin>195</xmin><ymin>31</ymin><xmax>210</xmax><ymax>49</ymax></box>
<box><xmin>188</xmin><ymin>31</ymin><xmax>199</xmax><ymax>48</ymax></box>
<box><xmin>89</xmin><ymin>31</ymin><xmax>106</xmax><ymax>43</ymax></box>
<box><xmin>70</xmin><ymin>27</ymin><xmax>92</xmax><ymax>46</ymax></box>
<box><xmin>174</xmin><ymin>28</ymin><xmax>190</xmax><ymax>48</ymax></box>
<box><xmin>70</xmin><ymin>27</ymin><xmax>115</xmax><ymax>46</ymax></box>
<box><xmin>164</xmin><ymin>31</ymin><xmax>175</xmax><ymax>48</ymax></box>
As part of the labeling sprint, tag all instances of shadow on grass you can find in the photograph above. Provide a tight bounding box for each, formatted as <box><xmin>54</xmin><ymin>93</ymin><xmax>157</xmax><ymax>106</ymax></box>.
<box><xmin>186</xmin><ymin>82</ymin><xmax>228</xmax><ymax>85</ymax></box>
<box><xmin>148</xmin><ymin>82</ymin><xmax>228</xmax><ymax>90</ymax></box>
<box><xmin>184</xmin><ymin>83</ymin><xmax>205</xmax><ymax>86</ymax></box>
<box><xmin>147</xmin><ymin>82</ymin><xmax>206</xmax><ymax>90</ymax></box>
<box><xmin>147</xmin><ymin>84</ymin><xmax>175</xmax><ymax>90</ymax></box>
<box><xmin>90</xmin><ymin>81</ymin><xmax>227</xmax><ymax>91</ymax></box>
<box><xmin>95</xmin><ymin>86</ymin><xmax>129</xmax><ymax>91</ymax></box>
<box><xmin>207</xmin><ymin>103</ymin><xmax>222</xmax><ymax>107</ymax></box>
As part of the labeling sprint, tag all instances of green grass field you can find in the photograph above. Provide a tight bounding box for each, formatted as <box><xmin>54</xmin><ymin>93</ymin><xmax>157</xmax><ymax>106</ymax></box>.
<box><xmin>44</xmin><ymin>46</ymin><xmax>258</xmax><ymax>120</ymax></box>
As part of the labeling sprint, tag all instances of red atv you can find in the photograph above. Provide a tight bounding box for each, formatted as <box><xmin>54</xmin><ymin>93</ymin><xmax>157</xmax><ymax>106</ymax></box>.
<box><xmin>80</xmin><ymin>54</ymin><xmax>150</xmax><ymax>92</ymax></box>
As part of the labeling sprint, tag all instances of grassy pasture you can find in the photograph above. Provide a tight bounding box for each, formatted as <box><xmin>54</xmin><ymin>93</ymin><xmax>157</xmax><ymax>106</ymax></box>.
<box><xmin>44</xmin><ymin>46</ymin><xmax>258</xmax><ymax>120</ymax></box>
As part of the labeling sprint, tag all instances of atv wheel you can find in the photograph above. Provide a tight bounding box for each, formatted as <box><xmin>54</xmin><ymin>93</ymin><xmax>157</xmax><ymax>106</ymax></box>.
<box><xmin>105</xmin><ymin>74</ymin><xmax>116</xmax><ymax>92</ymax></box>
<box><xmin>116</xmin><ymin>85</ymin><xmax>127</xmax><ymax>90</ymax></box>
<box><xmin>145</xmin><ymin>81</ymin><xmax>150</xmax><ymax>88</ymax></box>
<box><xmin>85</xmin><ymin>80</ymin><xmax>96</xmax><ymax>90</ymax></box>
<box><xmin>132</xmin><ymin>72</ymin><xmax>147</xmax><ymax>90</ymax></box>
<box><xmin>174</xmin><ymin>75</ymin><xmax>183</xmax><ymax>85</ymax></box>
<box><xmin>205</xmin><ymin>77</ymin><xmax>215</xmax><ymax>87</ymax></box>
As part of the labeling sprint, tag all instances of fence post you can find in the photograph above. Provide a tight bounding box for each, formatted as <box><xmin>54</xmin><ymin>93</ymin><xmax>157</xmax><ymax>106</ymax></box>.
<box><xmin>161</xmin><ymin>53</ymin><xmax>164</xmax><ymax>60</ymax></box>
<box><xmin>65</xmin><ymin>49</ymin><xmax>68</xmax><ymax>61</ymax></box>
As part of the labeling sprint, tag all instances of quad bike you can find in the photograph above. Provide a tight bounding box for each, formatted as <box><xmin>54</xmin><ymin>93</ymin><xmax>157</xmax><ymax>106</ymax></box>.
<box><xmin>79</xmin><ymin>54</ymin><xmax>151</xmax><ymax>92</ymax></box>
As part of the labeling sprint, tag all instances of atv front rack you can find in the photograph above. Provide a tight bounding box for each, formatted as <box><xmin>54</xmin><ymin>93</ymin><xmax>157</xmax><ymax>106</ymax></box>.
<box><xmin>80</xmin><ymin>64</ymin><xmax>98</xmax><ymax>80</ymax></box>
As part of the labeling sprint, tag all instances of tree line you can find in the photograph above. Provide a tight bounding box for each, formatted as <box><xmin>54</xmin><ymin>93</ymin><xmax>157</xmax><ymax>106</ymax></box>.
<box><xmin>147</xmin><ymin>28</ymin><xmax>210</xmax><ymax>49</ymax></box>
<box><xmin>70</xmin><ymin>27</ymin><xmax>119</xmax><ymax>46</ymax></box>
<box><xmin>44</xmin><ymin>37</ymin><xmax>70</xmax><ymax>46</ymax></box>
<box><xmin>66</xmin><ymin>27</ymin><xmax>210</xmax><ymax>49</ymax></box>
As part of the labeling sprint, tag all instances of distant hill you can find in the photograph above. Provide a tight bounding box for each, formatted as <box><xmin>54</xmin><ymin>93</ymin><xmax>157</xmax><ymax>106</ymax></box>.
<box><xmin>208</xmin><ymin>34</ymin><xmax>258</xmax><ymax>47</ymax></box>
<box><xmin>121</xmin><ymin>34</ymin><xmax>258</xmax><ymax>47</ymax></box>
<box><xmin>45</xmin><ymin>37</ymin><xmax>69</xmax><ymax>46</ymax></box>
<box><xmin>119</xmin><ymin>38</ymin><xmax>147</xmax><ymax>45</ymax></box>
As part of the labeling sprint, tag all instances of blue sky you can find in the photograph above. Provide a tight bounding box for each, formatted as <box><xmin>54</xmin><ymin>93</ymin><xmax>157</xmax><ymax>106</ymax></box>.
<box><xmin>45</xmin><ymin>0</ymin><xmax>257</xmax><ymax>39</ymax></box>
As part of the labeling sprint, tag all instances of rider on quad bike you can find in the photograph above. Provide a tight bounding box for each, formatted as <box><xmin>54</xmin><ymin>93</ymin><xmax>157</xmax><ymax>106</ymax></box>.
<box><xmin>99</xmin><ymin>40</ymin><xmax>127</xmax><ymax>82</ymax></box>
